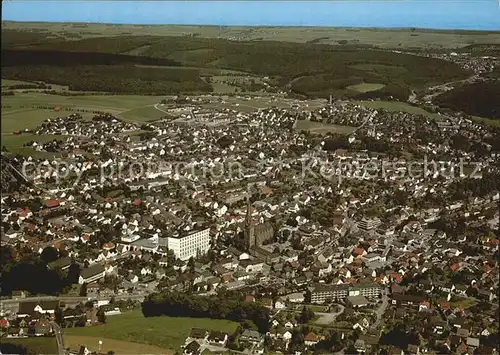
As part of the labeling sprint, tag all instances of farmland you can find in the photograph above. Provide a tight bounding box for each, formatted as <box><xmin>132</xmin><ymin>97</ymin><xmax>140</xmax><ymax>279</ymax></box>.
<box><xmin>64</xmin><ymin>335</ymin><xmax>171</xmax><ymax>355</ymax></box>
<box><xmin>3</xmin><ymin>21</ymin><xmax>500</xmax><ymax>49</ymax></box>
<box><xmin>63</xmin><ymin>310</ymin><xmax>240</xmax><ymax>351</ymax></box>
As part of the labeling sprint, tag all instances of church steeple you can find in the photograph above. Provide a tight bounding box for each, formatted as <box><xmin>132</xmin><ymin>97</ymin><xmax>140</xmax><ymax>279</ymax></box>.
<box><xmin>245</xmin><ymin>196</ymin><xmax>255</xmax><ymax>249</ymax></box>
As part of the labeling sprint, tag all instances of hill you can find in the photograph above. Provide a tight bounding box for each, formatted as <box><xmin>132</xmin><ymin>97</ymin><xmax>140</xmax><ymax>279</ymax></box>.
<box><xmin>1</xmin><ymin>29</ymin><xmax>471</xmax><ymax>98</ymax></box>
<box><xmin>434</xmin><ymin>81</ymin><xmax>500</xmax><ymax>120</ymax></box>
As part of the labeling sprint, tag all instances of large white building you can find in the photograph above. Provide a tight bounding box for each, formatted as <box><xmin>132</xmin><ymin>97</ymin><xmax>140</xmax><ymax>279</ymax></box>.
<box><xmin>167</xmin><ymin>228</ymin><xmax>211</xmax><ymax>261</ymax></box>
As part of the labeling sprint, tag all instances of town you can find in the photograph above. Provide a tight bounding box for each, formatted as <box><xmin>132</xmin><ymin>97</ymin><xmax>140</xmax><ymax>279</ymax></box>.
<box><xmin>1</xmin><ymin>85</ymin><xmax>499</xmax><ymax>355</ymax></box>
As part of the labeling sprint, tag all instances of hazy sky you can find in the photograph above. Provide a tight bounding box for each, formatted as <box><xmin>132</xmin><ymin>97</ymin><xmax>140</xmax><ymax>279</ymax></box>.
<box><xmin>2</xmin><ymin>1</ymin><xmax>500</xmax><ymax>30</ymax></box>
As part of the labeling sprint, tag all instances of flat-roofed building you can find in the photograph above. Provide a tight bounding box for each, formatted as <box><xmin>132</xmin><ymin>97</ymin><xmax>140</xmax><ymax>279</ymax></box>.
<box><xmin>167</xmin><ymin>228</ymin><xmax>211</xmax><ymax>261</ymax></box>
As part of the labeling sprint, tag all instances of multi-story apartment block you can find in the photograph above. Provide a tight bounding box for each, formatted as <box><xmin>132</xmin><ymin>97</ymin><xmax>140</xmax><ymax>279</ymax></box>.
<box><xmin>348</xmin><ymin>282</ymin><xmax>381</xmax><ymax>297</ymax></box>
<box><xmin>167</xmin><ymin>228</ymin><xmax>211</xmax><ymax>261</ymax></box>
<box><xmin>357</xmin><ymin>217</ymin><xmax>381</xmax><ymax>231</ymax></box>
<box><xmin>311</xmin><ymin>282</ymin><xmax>381</xmax><ymax>303</ymax></box>
<box><xmin>311</xmin><ymin>284</ymin><xmax>349</xmax><ymax>303</ymax></box>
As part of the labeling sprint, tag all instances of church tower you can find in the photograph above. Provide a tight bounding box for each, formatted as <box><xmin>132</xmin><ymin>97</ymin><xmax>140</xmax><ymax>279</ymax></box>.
<box><xmin>245</xmin><ymin>198</ymin><xmax>255</xmax><ymax>249</ymax></box>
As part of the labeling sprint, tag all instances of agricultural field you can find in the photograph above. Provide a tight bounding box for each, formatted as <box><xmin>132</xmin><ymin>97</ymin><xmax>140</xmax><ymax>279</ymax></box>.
<box><xmin>354</xmin><ymin>100</ymin><xmax>442</xmax><ymax>119</ymax></box>
<box><xmin>64</xmin><ymin>335</ymin><xmax>171</xmax><ymax>355</ymax></box>
<box><xmin>63</xmin><ymin>310</ymin><xmax>240</xmax><ymax>351</ymax></box>
<box><xmin>1</xmin><ymin>93</ymin><xmax>166</xmax><ymax>134</ymax></box>
<box><xmin>3</xmin><ymin>21</ymin><xmax>500</xmax><ymax>49</ymax></box>
<box><xmin>347</xmin><ymin>83</ymin><xmax>386</xmax><ymax>93</ymax></box>
<box><xmin>0</xmin><ymin>336</ymin><xmax>58</xmax><ymax>355</ymax></box>
<box><xmin>1</xmin><ymin>79</ymin><xmax>35</xmax><ymax>87</ymax></box>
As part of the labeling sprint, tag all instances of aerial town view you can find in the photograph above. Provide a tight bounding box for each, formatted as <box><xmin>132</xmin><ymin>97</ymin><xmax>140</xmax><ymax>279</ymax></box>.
<box><xmin>0</xmin><ymin>1</ymin><xmax>499</xmax><ymax>355</ymax></box>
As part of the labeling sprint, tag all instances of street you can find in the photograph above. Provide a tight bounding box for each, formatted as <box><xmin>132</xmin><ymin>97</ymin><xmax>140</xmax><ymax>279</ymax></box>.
<box><xmin>51</xmin><ymin>321</ymin><xmax>65</xmax><ymax>355</ymax></box>
<box><xmin>371</xmin><ymin>287</ymin><xmax>389</xmax><ymax>330</ymax></box>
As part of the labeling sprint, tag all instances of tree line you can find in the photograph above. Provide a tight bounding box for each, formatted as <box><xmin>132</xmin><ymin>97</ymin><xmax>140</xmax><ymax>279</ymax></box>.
<box><xmin>0</xmin><ymin>245</ymin><xmax>80</xmax><ymax>296</ymax></box>
<box><xmin>142</xmin><ymin>291</ymin><xmax>271</xmax><ymax>333</ymax></box>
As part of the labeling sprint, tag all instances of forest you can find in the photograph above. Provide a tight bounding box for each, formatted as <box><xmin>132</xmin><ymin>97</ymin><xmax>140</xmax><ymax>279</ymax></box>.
<box><xmin>0</xmin><ymin>245</ymin><xmax>80</xmax><ymax>296</ymax></box>
<box><xmin>434</xmin><ymin>81</ymin><xmax>500</xmax><ymax>120</ymax></box>
<box><xmin>1</xmin><ymin>30</ymin><xmax>471</xmax><ymax>97</ymax></box>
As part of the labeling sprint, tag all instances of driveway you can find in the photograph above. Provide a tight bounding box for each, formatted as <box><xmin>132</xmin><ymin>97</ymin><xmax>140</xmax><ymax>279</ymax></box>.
<box><xmin>314</xmin><ymin>304</ymin><xmax>345</xmax><ymax>325</ymax></box>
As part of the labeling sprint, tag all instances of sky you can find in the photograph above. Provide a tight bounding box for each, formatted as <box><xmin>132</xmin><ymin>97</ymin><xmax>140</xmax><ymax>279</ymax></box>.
<box><xmin>2</xmin><ymin>0</ymin><xmax>500</xmax><ymax>30</ymax></box>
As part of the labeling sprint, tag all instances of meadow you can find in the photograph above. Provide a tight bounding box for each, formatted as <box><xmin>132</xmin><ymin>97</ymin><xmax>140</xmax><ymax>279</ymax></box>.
<box><xmin>1</xmin><ymin>93</ymin><xmax>166</xmax><ymax>134</ymax></box>
<box><xmin>294</xmin><ymin>119</ymin><xmax>356</xmax><ymax>135</ymax></box>
<box><xmin>354</xmin><ymin>100</ymin><xmax>442</xmax><ymax>119</ymax></box>
<box><xmin>64</xmin><ymin>335</ymin><xmax>172</xmax><ymax>355</ymax></box>
<box><xmin>63</xmin><ymin>310</ymin><xmax>240</xmax><ymax>351</ymax></box>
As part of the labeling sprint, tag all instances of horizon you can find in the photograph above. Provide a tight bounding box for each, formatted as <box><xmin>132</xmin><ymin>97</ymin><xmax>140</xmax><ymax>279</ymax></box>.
<box><xmin>2</xmin><ymin>0</ymin><xmax>500</xmax><ymax>30</ymax></box>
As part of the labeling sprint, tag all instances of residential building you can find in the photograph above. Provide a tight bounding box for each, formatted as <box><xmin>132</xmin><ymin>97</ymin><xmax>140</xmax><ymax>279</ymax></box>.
<box><xmin>167</xmin><ymin>228</ymin><xmax>211</xmax><ymax>261</ymax></box>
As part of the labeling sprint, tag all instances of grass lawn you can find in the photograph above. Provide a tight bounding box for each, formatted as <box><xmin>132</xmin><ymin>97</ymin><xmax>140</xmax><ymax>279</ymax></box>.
<box><xmin>118</xmin><ymin>105</ymin><xmax>165</xmax><ymax>123</ymax></box>
<box><xmin>64</xmin><ymin>310</ymin><xmax>240</xmax><ymax>351</ymax></box>
<box><xmin>294</xmin><ymin>119</ymin><xmax>356</xmax><ymax>135</ymax></box>
<box><xmin>355</xmin><ymin>100</ymin><xmax>441</xmax><ymax>119</ymax></box>
<box><xmin>64</xmin><ymin>335</ymin><xmax>172</xmax><ymax>355</ymax></box>
<box><xmin>471</xmin><ymin>115</ymin><xmax>500</xmax><ymax>127</ymax></box>
<box><xmin>0</xmin><ymin>337</ymin><xmax>58</xmax><ymax>355</ymax></box>
<box><xmin>306</xmin><ymin>305</ymin><xmax>329</xmax><ymax>312</ymax></box>
<box><xmin>347</xmin><ymin>83</ymin><xmax>386</xmax><ymax>93</ymax></box>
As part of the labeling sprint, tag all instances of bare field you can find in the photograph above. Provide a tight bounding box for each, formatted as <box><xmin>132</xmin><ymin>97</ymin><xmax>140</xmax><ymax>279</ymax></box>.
<box><xmin>3</xmin><ymin>21</ymin><xmax>500</xmax><ymax>49</ymax></box>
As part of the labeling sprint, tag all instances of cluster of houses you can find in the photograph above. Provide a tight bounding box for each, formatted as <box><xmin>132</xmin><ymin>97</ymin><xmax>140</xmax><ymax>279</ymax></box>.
<box><xmin>1</xmin><ymin>93</ymin><xmax>499</xmax><ymax>354</ymax></box>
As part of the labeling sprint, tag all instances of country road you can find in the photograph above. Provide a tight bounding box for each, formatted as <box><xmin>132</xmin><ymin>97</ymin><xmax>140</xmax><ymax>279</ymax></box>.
<box><xmin>1</xmin><ymin>293</ymin><xmax>148</xmax><ymax>315</ymax></box>
<box><xmin>51</xmin><ymin>321</ymin><xmax>65</xmax><ymax>355</ymax></box>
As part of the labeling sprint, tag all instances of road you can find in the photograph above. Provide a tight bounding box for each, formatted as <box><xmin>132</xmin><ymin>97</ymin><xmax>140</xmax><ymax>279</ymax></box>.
<box><xmin>372</xmin><ymin>287</ymin><xmax>389</xmax><ymax>330</ymax></box>
<box><xmin>51</xmin><ymin>321</ymin><xmax>65</xmax><ymax>355</ymax></box>
<box><xmin>1</xmin><ymin>293</ymin><xmax>147</xmax><ymax>315</ymax></box>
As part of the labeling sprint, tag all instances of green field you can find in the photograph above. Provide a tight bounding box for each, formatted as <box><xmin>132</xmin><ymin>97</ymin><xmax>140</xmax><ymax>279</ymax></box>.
<box><xmin>64</xmin><ymin>335</ymin><xmax>171</xmax><ymax>355</ymax></box>
<box><xmin>347</xmin><ymin>83</ymin><xmax>386</xmax><ymax>93</ymax></box>
<box><xmin>1</xmin><ymin>79</ymin><xmax>35</xmax><ymax>87</ymax></box>
<box><xmin>295</xmin><ymin>119</ymin><xmax>356</xmax><ymax>135</ymax></box>
<box><xmin>64</xmin><ymin>310</ymin><xmax>240</xmax><ymax>351</ymax></box>
<box><xmin>354</xmin><ymin>100</ymin><xmax>441</xmax><ymax>119</ymax></box>
<box><xmin>4</xmin><ymin>21</ymin><xmax>500</xmax><ymax>49</ymax></box>
<box><xmin>1</xmin><ymin>93</ymin><xmax>166</xmax><ymax>134</ymax></box>
<box><xmin>0</xmin><ymin>336</ymin><xmax>58</xmax><ymax>355</ymax></box>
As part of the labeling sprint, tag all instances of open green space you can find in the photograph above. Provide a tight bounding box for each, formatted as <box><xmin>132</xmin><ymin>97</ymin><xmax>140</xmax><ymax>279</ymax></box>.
<box><xmin>1</xmin><ymin>93</ymin><xmax>166</xmax><ymax>134</ymax></box>
<box><xmin>347</xmin><ymin>83</ymin><xmax>386</xmax><ymax>93</ymax></box>
<box><xmin>1</xmin><ymin>79</ymin><xmax>35</xmax><ymax>88</ymax></box>
<box><xmin>0</xmin><ymin>336</ymin><xmax>58</xmax><ymax>355</ymax></box>
<box><xmin>295</xmin><ymin>119</ymin><xmax>356</xmax><ymax>135</ymax></box>
<box><xmin>354</xmin><ymin>100</ymin><xmax>441</xmax><ymax>119</ymax></box>
<box><xmin>64</xmin><ymin>335</ymin><xmax>172</xmax><ymax>355</ymax></box>
<box><xmin>64</xmin><ymin>310</ymin><xmax>240</xmax><ymax>351</ymax></box>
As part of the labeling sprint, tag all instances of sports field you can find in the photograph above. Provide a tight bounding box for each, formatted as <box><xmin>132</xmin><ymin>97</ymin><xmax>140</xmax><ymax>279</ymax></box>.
<box><xmin>63</xmin><ymin>310</ymin><xmax>240</xmax><ymax>351</ymax></box>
